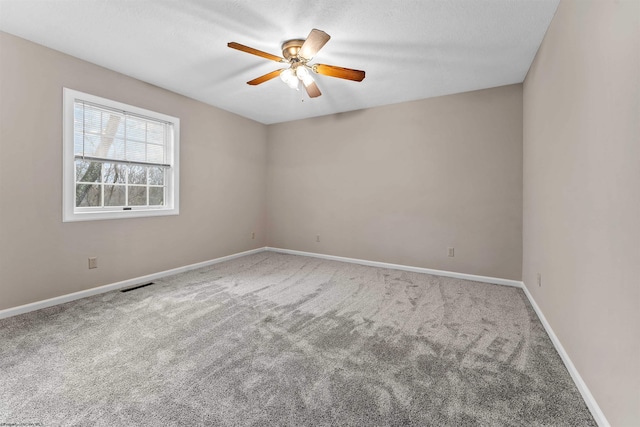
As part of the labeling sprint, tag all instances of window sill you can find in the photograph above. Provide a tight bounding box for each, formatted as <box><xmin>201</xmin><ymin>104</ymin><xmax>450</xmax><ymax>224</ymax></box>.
<box><xmin>62</xmin><ymin>207</ymin><xmax>179</xmax><ymax>222</ymax></box>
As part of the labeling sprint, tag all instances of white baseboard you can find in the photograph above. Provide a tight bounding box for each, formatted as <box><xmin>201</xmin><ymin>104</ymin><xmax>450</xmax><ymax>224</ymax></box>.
<box><xmin>266</xmin><ymin>247</ymin><xmax>523</xmax><ymax>288</ymax></box>
<box><xmin>0</xmin><ymin>247</ymin><xmax>266</xmax><ymax>320</ymax></box>
<box><xmin>520</xmin><ymin>282</ymin><xmax>610</xmax><ymax>427</ymax></box>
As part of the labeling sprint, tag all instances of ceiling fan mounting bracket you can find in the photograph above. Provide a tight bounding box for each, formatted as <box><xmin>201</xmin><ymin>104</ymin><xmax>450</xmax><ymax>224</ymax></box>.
<box><xmin>281</xmin><ymin>39</ymin><xmax>305</xmax><ymax>61</ymax></box>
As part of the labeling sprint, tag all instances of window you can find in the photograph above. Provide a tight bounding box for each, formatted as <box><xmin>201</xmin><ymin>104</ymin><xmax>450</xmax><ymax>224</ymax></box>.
<box><xmin>63</xmin><ymin>88</ymin><xmax>179</xmax><ymax>222</ymax></box>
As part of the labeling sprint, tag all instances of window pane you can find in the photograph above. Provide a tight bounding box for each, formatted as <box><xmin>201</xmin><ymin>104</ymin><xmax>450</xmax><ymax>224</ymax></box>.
<box><xmin>107</xmin><ymin>138</ymin><xmax>125</xmax><ymax>161</ymax></box>
<box><xmin>75</xmin><ymin>160</ymin><xmax>89</xmax><ymax>181</ymax></box>
<box><xmin>147</xmin><ymin>123</ymin><xmax>164</xmax><ymax>144</ymax></box>
<box><xmin>82</xmin><ymin>109</ymin><xmax>123</xmax><ymax>157</ymax></box>
<box><xmin>74</xmin><ymin>104</ymin><xmax>84</xmax><ymax>129</ymax></box>
<box><xmin>149</xmin><ymin>187</ymin><xmax>164</xmax><ymax>206</ymax></box>
<box><xmin>147</xmin><ymin>143</ymin><xmax>164</xmax><ymax>163</ymax></box>
<box><xmin>103</xmin><ymin>163</ymin><xmax>126</xmax><ymax>184</ymax></box>
<box><xmin>104</xmin><ymin>185</ymin><xmax>126</xmax><ymax>206</ymax></box>
<box><xmin>76</xmin><ymin>184</ymin><xmax>101</xmax><ymax>207</ymax></box>
<box><xmin>83</xmin><ymin>108</ymin><xmax>102</xmax><ymax>134</ymax></box>
<box><xmin>126</xmin><ymin>140</ymin><xmax>146</xmax><ymax>162</ymax></box>
<box><xmin>126</xmin><ymin>117</ymin><xmax>146</xmax><ymax>141</ymax></box>
<box><xmin>128</xmin><ymin>165</ymin><xmax>147</xmax><ymax>185</ymax></box>
<box><xmin>76</xmin><ymin>161</ymin><xmax>102</xmax><ymax>183</ymax></box>
<box><xmin>82</xmin><ymin>134</ymin><xmax>101</xmax><ymax>157</ymax></box>
<box><xmin>128</xmin><ymin>186</ymin><xmax>147</xmax><ymax>206</ymax></box>
<box><xmin>102</xmin><ymin>111</ymin><xmax>122</xmax><ymax>136</ymax></box>
<box><xmin>149</xmin><ymin>167</ymin><xmax>164</xmax><ymax>185</ymax></box>
<box><xmin>115</xmin><ymin>121</ymin><xmax>125</xmax><ymax>139</ymax></box>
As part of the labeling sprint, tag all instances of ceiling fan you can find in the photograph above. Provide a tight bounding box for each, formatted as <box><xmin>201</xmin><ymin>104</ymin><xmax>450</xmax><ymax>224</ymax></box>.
<box><xmin>228</xmin><ymin>29</ymin><xmax>365</xmax><ymax>99</ymax></box>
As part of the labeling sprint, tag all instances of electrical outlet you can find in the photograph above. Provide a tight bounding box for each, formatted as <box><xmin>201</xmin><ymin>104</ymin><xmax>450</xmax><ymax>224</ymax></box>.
<box><xmin>316</xmin><ymin>235</ymin><xmax>320</xmax><ymax>243</ymax></box>
<box><xmin>537</xmin><ymin>273</ymin><xmax>542</xmax><ymax>287</ymax></box>
<box><xmin>448</xmin><ymin>247</ymin><xmax>455</xmax><ymax>257</ymax></box>
<box><xmin>251</xmin><ymin>232</ymin><xmax>255</xmax><ymax>240</ymax></box>
<box><xmin>88</xmin><ymin>257</ymin><xmax>98</xmax><ymax>269</ymax></box>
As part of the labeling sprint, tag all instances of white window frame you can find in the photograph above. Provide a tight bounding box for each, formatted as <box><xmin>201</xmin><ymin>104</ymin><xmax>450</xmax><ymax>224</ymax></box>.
<box><xmin>62</xmin><ymin>88</ymin><xmax>180</xmax><ymax>222</ymax></box>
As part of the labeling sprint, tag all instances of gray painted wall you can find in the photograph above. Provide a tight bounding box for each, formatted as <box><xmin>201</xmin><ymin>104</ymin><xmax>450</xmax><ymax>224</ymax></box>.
<box><xmin>523</xmin><ymin>0</ymin><xmax>640</xmax><ymax>425</ymax></box>
<box><xmin>0</xmin><ymin>32</ymin><xmax>268</xmax><ymax>310</ymax></box>
<box><xmin>267</xmin><ymin>85</ymin><xmax>523</xmax><ymax>280</ymax></box>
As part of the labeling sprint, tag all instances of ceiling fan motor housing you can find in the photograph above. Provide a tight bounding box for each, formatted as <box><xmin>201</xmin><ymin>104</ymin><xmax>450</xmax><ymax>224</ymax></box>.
<box><xmin>282</xmin><ymin>39</ymin><xmax>305</xmax><ymax>61</ymax></box>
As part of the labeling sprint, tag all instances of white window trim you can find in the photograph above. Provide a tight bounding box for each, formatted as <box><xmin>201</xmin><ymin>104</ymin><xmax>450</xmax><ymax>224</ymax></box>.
<box><xmin>62</xmin><ymin>88</ymin><xmax>180</xmax><ymax>222</ymax></box>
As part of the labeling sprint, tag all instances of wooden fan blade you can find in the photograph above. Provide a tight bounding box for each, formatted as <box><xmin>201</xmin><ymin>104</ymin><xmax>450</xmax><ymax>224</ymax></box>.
<box><xmin>313</xmin><ymin>64</ymin><xmax>365</xmax><ymax>82</ymax></box>
<box><xmin>247</xmin><ymin>69</ymin><xmax>286</xmax><ymax>86</ymax></box>
<box><xmin>298</xmin><ymin>29</ymin><xmax>331</xmax><ymax>60</ymax></box>
<box><xmin>304</xmin><ymin>80</ymin><xmax>322</xmax><ymax>98</ymax></box>
<box><xmin>228</xmin><ymin>42</ymin><xmax>284</xmax><ymax>62</ymax></box>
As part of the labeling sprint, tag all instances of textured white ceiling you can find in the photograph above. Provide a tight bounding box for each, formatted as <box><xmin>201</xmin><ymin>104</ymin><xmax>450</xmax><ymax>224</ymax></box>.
<box><xmin>0</xmin><ymin>0</ymin><xmax>559</xmax><ymax>124</ymax></box>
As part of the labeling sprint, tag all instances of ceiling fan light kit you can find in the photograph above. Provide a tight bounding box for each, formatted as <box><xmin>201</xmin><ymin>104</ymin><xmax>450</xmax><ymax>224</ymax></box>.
<box><xmin>228</xmin><ymin>29</ymin><xmax>365</xmax><ymax>99</ymax></box>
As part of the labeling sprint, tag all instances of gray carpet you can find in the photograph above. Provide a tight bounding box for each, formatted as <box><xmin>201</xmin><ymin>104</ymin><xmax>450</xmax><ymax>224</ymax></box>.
<box><xmin>1</xmin><ymin>251</ymin><xmax>596</xmax><ymax>426</ymax></box>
